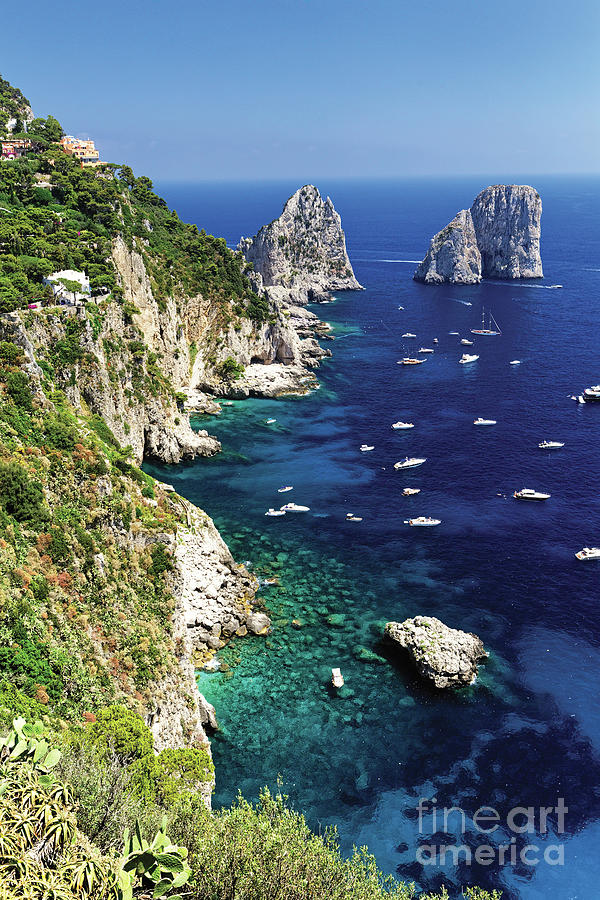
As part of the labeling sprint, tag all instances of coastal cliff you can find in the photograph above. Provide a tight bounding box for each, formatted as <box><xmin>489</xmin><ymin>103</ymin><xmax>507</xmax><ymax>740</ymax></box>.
<box><xmin>414</xmin><ymin>184</ymin><xmax>543</xmax><ymax>284</ymax></box>
<box><xmin>238</xmin><ymin>185</ymin><xmax>362</xmax><ymax>305</ymax></box>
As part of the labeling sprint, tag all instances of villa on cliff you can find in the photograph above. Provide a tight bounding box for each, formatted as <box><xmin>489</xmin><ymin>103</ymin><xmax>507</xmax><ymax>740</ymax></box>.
<box><xmin>59</xmin><ymin>135</ymin><xmax>103</xmax><ymax>167</ymax></box>
<box><xmin>1</xmin><ymin>138</ymin><xmax>37</xmax><ymax>159</ymax></box>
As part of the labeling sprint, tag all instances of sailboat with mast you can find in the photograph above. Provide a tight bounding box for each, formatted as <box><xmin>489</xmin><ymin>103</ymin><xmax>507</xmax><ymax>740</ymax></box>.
<box><xmin>471</xmin><ymin>309</ymin><xmax>501</xmax><ymax>336</ymax></box>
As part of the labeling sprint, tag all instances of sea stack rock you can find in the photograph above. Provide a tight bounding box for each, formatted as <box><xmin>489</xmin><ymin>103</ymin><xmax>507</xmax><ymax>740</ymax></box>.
<box><xmin>414</xmin><ymin>184</ymin><xmax>542</xmax><ymax>284</ymax></box>
<box><xmin>385</xmin><ymin>616</ymin><xmax>488</xmax><ymax>689</ymax></box>
<box><xmin>238</xmin><ymin>185</ymin><xmax>362</xmax><ymax>305</ymax></box>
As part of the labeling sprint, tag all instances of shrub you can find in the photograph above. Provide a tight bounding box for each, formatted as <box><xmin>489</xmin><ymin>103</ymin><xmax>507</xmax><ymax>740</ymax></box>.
<box><xmin>5</xmin><ymin>370</ymin><xmax>32</xmax><ymax>410</ymax></box>
<box><xmin>0</xmin><ymin>460</ymin><xmax>47</xmax><ymax>523</ymax></box>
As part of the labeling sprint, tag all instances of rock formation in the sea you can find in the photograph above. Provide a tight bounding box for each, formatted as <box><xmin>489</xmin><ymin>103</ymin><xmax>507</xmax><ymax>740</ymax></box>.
<box><xmin>238</xmin><ymin>185</ymin><xmax>363</xmax><ymax>305</ymax></box>
<box><xmin>414</xmin><ymin>185</ymin><xmax>543</xmax><ymax>284</ymax></box>
<box><xmin>385</xmin><ymin>616</ymin><xmax>488</xmax><ymax>688</ymax></box>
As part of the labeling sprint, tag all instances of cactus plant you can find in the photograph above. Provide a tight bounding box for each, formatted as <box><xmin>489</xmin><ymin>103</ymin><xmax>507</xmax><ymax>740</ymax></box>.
<box><xmin>118</xmin><ymin>816</ymin><xmax>191</xmax><ymax>899</ymax></box>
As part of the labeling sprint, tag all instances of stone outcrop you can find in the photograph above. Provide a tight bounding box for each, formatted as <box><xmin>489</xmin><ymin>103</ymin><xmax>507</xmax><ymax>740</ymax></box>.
<box><xmin>414</xmin><ymin>185</ymin><xmax>543</xmax><ymax>284</ymax></box>
<box><xmin>238</xmin><ymin>185</ymin><xmax>362</xmax><ymax>305</ymax></box>
<box><xmin>385</xmin><ymin>616</ymin><xmax>488</xmax><ymax>688</ymax></box>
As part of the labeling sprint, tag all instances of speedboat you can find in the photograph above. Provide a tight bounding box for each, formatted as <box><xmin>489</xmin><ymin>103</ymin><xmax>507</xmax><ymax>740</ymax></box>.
<box><xmin>265</xmin><ymin>508</ymin><xmax>286</xmax><ymax>517</ymax></box>
<box><xmin>402</xmin><ymin>332</ymin><xmax>416</xmax><ymax>338</ymax></box>
<box><xmin>394</xmin><ymin>457</ymin><xmax>427</xmax><ymax>470</ymax></box>
<box><xmin>513</xmin><ymin>488</ymin><xmax>551</xmax><ymax>501</ymax></box>
<box><xmin>509</xmin><ymin>360</ymin><xmax>521</xmax><ymax>366</ymax></box>
<box><xmin>345</xmin><ymin>513</ymin><xmax>363</xmax><ymax>522</ymax></box>
<box><xmin>449</xmin><ymin>331</ymin><xmax>459</xmax><ymax>335</ymax></box>
<box><xmin>459</xmin><ymin>353</ymin><xmax>479</xmax><ymax>364</ymax></box>
<box><xmin>398</xmin><ymin>358</ymin><xmax>425</xmax><ymax>365</ymax></box>
<box><xmin>538</xmin><ymin>441</ymin><xmax>564</xmax><ymax>449</ymax></box>
<box><xmin>402</xmin><ymin>487</ymin><xmax>421</xmax><ymax>496</ymax></box>
<box><xmin>277</xmin><ymin>485</ymin><xmax>293</xmax><ymax>492</ymax></box>
<box><xmin>223</xmin><ymin>401</ymin><xmax>234</xmax><ymax>406</ymax></box>
<box><xmin>280</xmin><ymin>502</ymin><xmax>310</xmax><ymax>512</ymax></box>
<box><xmin>392</xmin><ymin>421</ymin><xmax>414</xmax><ymax>429</ymax></box>
<box><xmin>433</xmin><ymin>338</ymin><xmax>439</xmax><ymax>343</ymax></box>
<box><xmin>576</xmin><ymin>547</ymin><xmax>600</xmax><ymax>561</ymax></box>
<box><xmin>404</xmin><ymin>517</ymin><xmax>441</xmax><ymax>527</ymax></box>
<box><xmin>265</xmin><ymin>418</ymin><xmax>277</xmax><ymax>424</ymax></box>
<box><xmin>461</xmin><ymin>338</ymin><xmax>474</xmax><ymax>345</ymax></box>
<box><xmin>360</xmin><ymin>444</ymin><xmax>375</xmax><ymax>451</ymax></box>
<box><xmin>397</xmin><ymin>306</ymin><xmax>404</xmax><ymax>310</ymax></box>
<box><xmin>474</xmin><ymin>418</ymin><xmax>497</xmax><ymax>426</ymax></box>
<box><xmin>419</xmin><ymin>347</ymin><xmax>434</xmax><ymax>353</ymax></box>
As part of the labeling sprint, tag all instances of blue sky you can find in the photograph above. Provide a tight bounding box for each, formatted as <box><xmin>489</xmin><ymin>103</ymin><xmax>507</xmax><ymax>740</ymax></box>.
<box><xmin>2</xmin><ymin>0</ymin><xmax>598</xmax><ymax>181</ymax></box>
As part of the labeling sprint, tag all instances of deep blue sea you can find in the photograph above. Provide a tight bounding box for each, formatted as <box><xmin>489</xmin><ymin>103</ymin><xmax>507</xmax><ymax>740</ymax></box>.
<box><xmin>148</xmin><ymin>177</ymin><xmax>600</xmax><ymax>899</ymax></box>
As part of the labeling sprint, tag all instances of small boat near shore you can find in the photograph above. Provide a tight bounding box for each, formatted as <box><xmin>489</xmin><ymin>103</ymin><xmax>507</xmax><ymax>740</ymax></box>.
<box><xmin>360</xmin><ymin>444</ymin><xmax>375</xmax><ymax>452</ymax></box>
<box><xmin>278</xmin><ymin>485</ymin><xmax>293</xmax><ymax>492</ymax></box>
<box><xmin>392</xmin><ymin>421</ymin><xmax>414</xmax><ymax>429</ymax></box>
<box><xmin>394</xmin><ymin>457</ymin><xmax>427</xmax><ymax>470</ymax></box>
<box><xmin>265</xmin><ymin>418</ymin><xmax>277</xmax><ymax>424</ymax></box>
<box><xmin>459</xmin><ymin>353</ymin><xmax>479</xmax><ymax>365</ymax></box>
<box><xmin>265</xmin><ymin>508</ymin><xmax>286</xmax><ymax>516</ymax></box>
<box><xmin>332</xmin><ymin>667</ymin><xmax>344</xmax><ymax>687</ymax></box>
<box><xmin>280</xmin><ymin>502</ymin><xmax>310</xmax><ymax>512</ymax></box>
<box><xmin>399</xmin><ymin>358</ymin><xmax>425</xmax><ymax>365</ymax></box>
<box><xmin>474</xmin><ymin>417</ymin><xmax>496</xmax><ymax>425</ymax></box>
<box><xmin>402</xmin><ymin>332</ymin><xmax>416</xmax><ymax>338</ymax></box>
<box><xmin>576</xmin><ymin>547</ymin><xmax>600</xmax><ymax>561</ymax></box>
<box><xmin>404</xmin><ymin>516</ymin><xmax>441</xmax><ymax>527</ymax></box>
<box><xmin>513</xmin><ymin>488</ymin><xmax>551</xmax><ymax>501</ymax></box>
<box><xmin>538</xmin><ymin>440</ymin><xmax>564</xmax><ymax>449</ymax></box>
<box><xmin>402</xmin><ymin>487</ymin><xmax>421</xmax><ymax>496</ymax></box>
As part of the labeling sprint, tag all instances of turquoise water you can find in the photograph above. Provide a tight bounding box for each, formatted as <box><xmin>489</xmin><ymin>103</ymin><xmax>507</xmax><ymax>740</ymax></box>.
<box><xmin>147</xmin><ymin>177</ymin><xmax>600</xmax><ymax>899</ymax></box>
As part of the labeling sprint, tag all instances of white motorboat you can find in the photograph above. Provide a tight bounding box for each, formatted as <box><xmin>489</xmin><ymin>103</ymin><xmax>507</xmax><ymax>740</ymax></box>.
<box><xmin>509</xmin><ymin>360</ymin><xmax>521</xmax><ymax>366</ymax></box>
<box><xmin>538</xmin><ymin>441</ymin><xmax>564</xmax><ymax>449</ymax></box>
<box><xmin>404</xmin><ymin>516</ymin><xmax>441</xmax><ymax>527</ymax></box>
<box><xmin>397</xmin><ymin>306</ymin><xmax>404</xmax><ymax>310</ymax></box>
<box><xmin>280</xmin><ymin>502</ymin><xmax>310</xmax><ymax>512</ymax></box>
<box><xmin>433</xmin><ymin>338</ymin><xmax>439</xmax><ymax>343</ymax></box>
<box><xmin>392</xmin><ymin>421</ymin><xmax>414</xmax><ymax>429</ymax></box>
<box><xmin>398</xmin><ymin>358</ymin><xmax>425</xmax><ymax>365</ymax></box>
<box><xmin>223</xmin><ymin>401</ymin><xmax>234</xmax><ymax>406</ymax></box>
<box><xmin>449</xmin><ymin>331</ymin><xmax>459</xmax><ymax>335</ymax></box>
<box><xmin>513</xmin><ymin>488</ymin><xmax>551</xmax><ymax>501</ymax></box>
<box><xmin>360</xmin><ymin>444</ymin><xmax>375</xmax><ymax>452</ymax></box>
<box><xmin>474</xmin><ymin>417</ymin><xmax>497</xmax><ymax>426</ymax></box>
<box><xmin>402</xmin><ymin>332</ymin><xmax>416</xmax><ymax>338</ymax></box>
<box><xmin>332</xmin><ymin>667</ymin><xmax>344</xmax><ymax>687</ymax></box>
<box><xmin>345</xmin><ymin>513</ymin><xmax>363</xmax><ymax>522</ymax></box>
<box><xmin>265</xmin><ymin>418</ymin><xmax>277</xmax><ymax>424</ymax></box>
<box><xmin>582</xmin><ymin>387</ymin><xmax>600</xmax><ymax>403</ymax></box>
<box><xmin>461</xmin><ymin>338</ymin><xmax>474</xmax><ymax>345</ymax></box>
<box><xmin>394</xmin><ymin>457</ymin><xmax>427</xmax><ymax>470</ymax></box>
<box><xmin>471</xmin><ymin>309</ymin><xmax>501</xmax><ymax>335</ymax></box>
<box><xmin>277</xmin><ymin>485</ymin><xmax>293</xmax><ymax>492</ymax></box>
<box><xmin>402</xmin><ymin>487</ymin><xmax>421</xmax><ymax>496</ymax></box>
<box><xmin>265</xmin><ymin>508</ymin><xmax>286</xmax><ymax>516</ymax></box>
<box><xmin>419</xmin><ymin>347</ymin><xmax>435</xmax><ymax>353</ymax></box>
<box><xmin>576</xmin><ymin>547</ymin><xmax>600</xmax><ymax>561</ymax></box>
<box><xmin>459</xmin><ymin>353</ymin><xmax>479</xmax><ymax>364</ymax></box>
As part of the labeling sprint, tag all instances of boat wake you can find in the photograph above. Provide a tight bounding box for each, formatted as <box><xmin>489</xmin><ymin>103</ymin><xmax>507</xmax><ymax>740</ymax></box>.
<box><xmin>448</xmin><ymin>298</ymin><xmax>473</xmax><ymax>305</ymax></box>
<box><xmin>486</xmin><ymin>281</ymin><xmax>563</xmax><ymax>290</ymax></box>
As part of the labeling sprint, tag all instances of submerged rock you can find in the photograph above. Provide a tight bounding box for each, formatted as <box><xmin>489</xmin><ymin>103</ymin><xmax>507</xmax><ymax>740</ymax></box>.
<box><xmin>384</xmin><ymin>616</ymin><xmax>488</xmax><ymax>689</ymax></box>
<box><xmin>414</xmin><ymin>184</ymin><xmax>542</xmax><ymax>284</ymax></box>
<box><xmin>238</xmin><ymin>185</ymin><xmax>362</xmax><ymax>305</ymax></box>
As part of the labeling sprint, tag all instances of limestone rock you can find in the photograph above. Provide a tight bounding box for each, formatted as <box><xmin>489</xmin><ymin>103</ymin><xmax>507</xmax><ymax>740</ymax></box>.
<box><xmin>415</xmin><ymin>185</ymin><xmax>542</xmax><ymax>284</ymax></box>
<box><xmin>238</xmin><ymin>185</ymin><xmax>362</xmax><ymax>305</ymax></box>
<box><xmin>385</xmin><ymin>616</ymin><xmax>487</xmax><ymax>689</ymax></box>
<box><xmin>246</xmin><ymin>612</ymin><xmax>272</xmax><ymax>635</ymax></box>
<box><xmin>414</xmin><ymin>209</ymin><xmax>481</xmax><ymax>284</ymax></box>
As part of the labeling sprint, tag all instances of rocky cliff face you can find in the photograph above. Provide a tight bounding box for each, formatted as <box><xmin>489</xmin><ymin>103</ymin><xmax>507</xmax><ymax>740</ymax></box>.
<box><xmin>414</xmin><ymin>184</ymin><xmax>543</xmax><ymax>284</ymax></box>
<box><xmin>238</xmin><ymin>185</ymin><xmax>362</xmax><ymax>305</ymax></box>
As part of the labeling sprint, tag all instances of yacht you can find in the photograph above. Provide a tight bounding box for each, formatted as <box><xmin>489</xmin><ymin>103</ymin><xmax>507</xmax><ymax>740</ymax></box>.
<box><xmin>471</xmin><ymin>309</ymin><xmax>501</xmax><ymax>335</ymax></box>
<box><xmin>404</xmin><ymin>516</ymin><xmax>441</xmax><ymax>527</ymax></box>
<box><xmin>277</xmin><ymin>485</ymin><xmax>293</xmax><ymax>492</ymax></box>
<box><xmin>392</xmin><ymin>421</ymin><xmax>414</xmax><ymax>429</ymax></box>
<box><xmin>513</xmin><ymin>488</ymin><xmax>551</xmax><ymax>501</ymax></box>
<box><xmin>402</xmin><ymin>332</ymin><xmax>417</xmax><ymax>338</ymax></box>
<box><xmin>265</xmin><ymin>508</ymin><xmax>286</xmax><ymax>516</ymax></box>
<box><xmin>360</xmin><ymin>444</ymin><xmax>375</xmax><ymax>452</ymax></box>
<box><xmin>582</xmin><ymin>387</ymin><xmax>600</xmax><ymax>402</ymax></box>
<box><xmin>398</xmin><ymin>358</ymin><xmax>425</xmax><ymax>365</ymax></box>
<box><xmin>419</xmin><ymin>347</ymin><xmax>435</xmax><ymax>353</ymax></box>
<box><xmin>474</xmin><ymin>417</ymin><xmax>497</xmax><ymax>426</ymax></box>
<box><xmin>459</xmin><ymin>353</ymin><xmax>479</xmax><ymax>364</ymax></box>
<box><xmin>394</xmin><ymin>457</ymin><xmax>427</xmax><ymax>470</ymax></box>
<box><xmin>345</xmin><ymin>513</ymin><xmax>363</xmax><ymax>522</ymax></box>
<box><xmin>280</xmin><ymin>502</ymin><xmax>310</xmax><ymax>512</ymax></box>
<box><xmin>576</xmin><ymin>547</ymin><xmax>600</xmax><ymax>561</ymax></box>
<box><xmin>538</xmin><ymin>440</ymin><xmax>564</xmax><ymax>449</ymax></box>
<box><xmin>461</xmin><ymin>338</ymin><xmax>474</xmax><ymax>345</ymax></box>
<box><xmin>509</xmin><ymin>360</ymin><xmax>521</xmax><ymax>366</ymax></box>
<box><xmin>402</xmin><ymin>487</ymin><xmax>421</xmax><ymax>496</ymax></box>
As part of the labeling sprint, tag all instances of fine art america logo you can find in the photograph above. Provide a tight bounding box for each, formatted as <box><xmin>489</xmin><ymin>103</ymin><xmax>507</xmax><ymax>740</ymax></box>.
<box><xmin>416</xmin><ymin>797</ymin><xmax>567</xmax><ymax>868</ymax></box>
